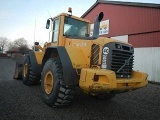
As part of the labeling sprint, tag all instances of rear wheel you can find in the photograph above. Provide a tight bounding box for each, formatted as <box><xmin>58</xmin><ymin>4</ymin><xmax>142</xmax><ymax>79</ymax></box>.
<box><xmin>41</xmin><ymin>57</ymin><xmax>75</xmax><ymax>107</ymax></box>
<box><xmin>22</xmin><ymin>55</ymin><xmax>40</xmax><ymax>85</ymax></box>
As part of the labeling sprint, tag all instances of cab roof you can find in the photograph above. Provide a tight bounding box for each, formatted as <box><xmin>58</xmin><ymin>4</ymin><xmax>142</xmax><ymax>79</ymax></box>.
<box><xmin>52</xmin><ymin>13</ymin><xmax>90</xmax><ymax>23</ymax></box>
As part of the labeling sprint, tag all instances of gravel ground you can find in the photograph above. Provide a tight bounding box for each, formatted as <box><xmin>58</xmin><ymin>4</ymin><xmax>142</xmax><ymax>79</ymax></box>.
<box><xmin>0</xmin><ymin>58</ymin><xmax>160</xmax><ymax>120</ymax></box>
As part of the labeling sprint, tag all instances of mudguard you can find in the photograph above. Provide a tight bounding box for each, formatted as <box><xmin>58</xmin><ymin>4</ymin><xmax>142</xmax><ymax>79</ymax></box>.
<box><xmin>28</xmin><ymin>51</ymin><xmax>42</xmax><ymax>75</ymax></box>
<box><xmin>42</xmin><ymin>46</ymin><xmax>79</xmax><ymax>85</ymax></box>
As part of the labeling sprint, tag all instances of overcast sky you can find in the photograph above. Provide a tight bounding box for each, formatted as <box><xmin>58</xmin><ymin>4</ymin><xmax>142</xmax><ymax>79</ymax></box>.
<box><xmin>0</xmin><ymin>0</ymin><xmax>160</xmax><ymax>45</ymax></box>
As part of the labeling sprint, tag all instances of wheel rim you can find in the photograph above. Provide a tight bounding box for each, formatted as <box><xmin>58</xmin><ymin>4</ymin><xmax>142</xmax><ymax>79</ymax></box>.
<box><xmin>23</xmin><ymin>63</ymin><xmax>28</xmax><ymax>77</ymax></box>
<box><xmin>44</xmin><ymin>71</ymin><xmax>54</xmax><ymax>94</ymax></box>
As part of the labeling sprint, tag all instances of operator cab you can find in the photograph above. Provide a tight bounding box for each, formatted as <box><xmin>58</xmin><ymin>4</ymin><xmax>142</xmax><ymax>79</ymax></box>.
<box><xmin>46</xmin><ymin>8</ymin><xmax>103</xmax><ymax>45</ymax></box>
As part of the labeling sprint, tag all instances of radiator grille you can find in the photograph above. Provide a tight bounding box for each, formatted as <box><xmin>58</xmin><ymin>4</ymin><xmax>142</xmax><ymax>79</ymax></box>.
<box><xmin>111</xmin><ymin>50</ymin><xmax>134</xmax><ymax>78</ymax></box>
<box><xmin>90</xmin><ymin>44</ymin><xmax>100</xmax><ymax>66</ymax></box>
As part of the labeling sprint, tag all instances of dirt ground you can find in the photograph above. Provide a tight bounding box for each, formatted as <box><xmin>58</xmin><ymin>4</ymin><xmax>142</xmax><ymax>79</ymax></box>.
<box><xmin>0</xmin><ymin>58</ymin><xmax>160</xmax><ymax>120</ymax></box>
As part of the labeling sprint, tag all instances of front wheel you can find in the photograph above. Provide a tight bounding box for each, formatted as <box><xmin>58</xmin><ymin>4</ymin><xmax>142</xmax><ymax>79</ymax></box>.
<box><xmin>22</xmin><ymin>55</ymin><xmax>40</xmax><ymax>85</ymax></box>
<box><xmin>41</xmin><ymin>57</ymin><xmax>75</xmax><ymax>107</ymax></box>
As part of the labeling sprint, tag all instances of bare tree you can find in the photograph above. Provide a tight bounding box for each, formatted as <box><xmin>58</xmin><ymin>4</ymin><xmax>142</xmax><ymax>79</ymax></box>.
<box><xmin>7</xmin><ymin>38</ymin><xmax>30</xmax><ymax>55</ymax></box>
<box><xmin>8</xmin><ymin>41</ymin><xmax>16</xmax><ymax>50</ymax></box>
<box><xmin>14</xmin><ymin>38</ymin><xmax>28</xmax><ymax>47</ymax></box>
<box><xmin>14</xmin><ymin>38</ymin><xmax>30</xmax><ymax>55</ymax></box>
<box><xmin>19</xmin><ymin>45</ymin><xmax>31</xmax><ymax>55</ymax></box>
<box><xmin>0</xmin><ymin>37</ymin><xmax>9</xmax><ymax>53</ymax></box>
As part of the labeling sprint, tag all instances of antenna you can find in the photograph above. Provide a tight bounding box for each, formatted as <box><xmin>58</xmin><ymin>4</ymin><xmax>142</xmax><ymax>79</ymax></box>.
<box><xmin>47</xmin><ymin>10</ymin><xmax>53</xmax><ymax>21</ymax></box>
<box><xmin>34</xmin><ymin>19</ymin><xmax>36</xmax><ymax>51</ymax></box>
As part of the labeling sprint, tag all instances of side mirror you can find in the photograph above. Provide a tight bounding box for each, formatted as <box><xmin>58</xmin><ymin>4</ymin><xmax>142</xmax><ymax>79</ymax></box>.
<box><xmin>46</xmin><ymin>19</ymin><xmax>50</xmax><ymax>29</ymax></box>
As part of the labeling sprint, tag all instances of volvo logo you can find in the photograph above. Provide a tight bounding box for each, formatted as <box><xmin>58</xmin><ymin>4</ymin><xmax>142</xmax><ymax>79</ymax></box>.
<box><xmin>101</xmin><ymin>47</ymin><xmax>109</xmax><ymax>69</ymax></box>
<box><xmin>103</xmin><ymin>47</ymin><xmax>109</xmax><ymax>55</ymax></box>
<box><xmin>117</xmin><ymin>55</ymin><xmax>133</xmax><ymax>73</ymax></box>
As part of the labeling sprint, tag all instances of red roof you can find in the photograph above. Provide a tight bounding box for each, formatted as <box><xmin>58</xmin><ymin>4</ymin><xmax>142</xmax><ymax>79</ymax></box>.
<box><xmin>81</xmin><ymin>0</ymin><xmax>160</xmax><ymax>18</ymax></box>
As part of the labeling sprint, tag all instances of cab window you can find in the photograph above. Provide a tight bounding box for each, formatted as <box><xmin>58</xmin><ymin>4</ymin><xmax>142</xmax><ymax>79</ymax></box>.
<box><xmin>64</xmin><ymin>17</ymin><xmax>88</xmax><ymax>37</ymax></box>
<box><xmin>52</xmin><ymin>18</ymin><xmax>60</xmax><ymax>42</ymax></box>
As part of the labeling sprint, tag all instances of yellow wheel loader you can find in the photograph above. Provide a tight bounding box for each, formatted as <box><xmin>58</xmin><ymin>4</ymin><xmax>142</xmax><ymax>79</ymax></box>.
<box><xmin>14</xmin><ymin>8</ymin><xmax>148</xmax><ymax>107</ymax></box>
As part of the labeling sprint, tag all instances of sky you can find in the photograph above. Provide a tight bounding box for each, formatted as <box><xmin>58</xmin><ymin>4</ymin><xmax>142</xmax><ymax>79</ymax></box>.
<box><xmin>0</xmin><ymin>0</ymin><xmax>160</xmax><ymax>46</ymax></box>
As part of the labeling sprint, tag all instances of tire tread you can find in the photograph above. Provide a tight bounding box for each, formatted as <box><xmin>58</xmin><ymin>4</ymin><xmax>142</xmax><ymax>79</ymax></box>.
<box><xmin>41</xmin><ymin>58</ymin><xmax>75</xmax><ymax>107</ymax></box>
<box><xmin>23</xmin><ymin>56</ymin><xmax>40</xmax><ymax>85</ymax></box>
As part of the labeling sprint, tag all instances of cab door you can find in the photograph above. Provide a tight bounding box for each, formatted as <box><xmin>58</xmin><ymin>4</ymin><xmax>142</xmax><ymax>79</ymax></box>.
<box><xmin>52</xmin><ymin>17</ymin><xmax>60</xmax><ymax>43</ymax></box>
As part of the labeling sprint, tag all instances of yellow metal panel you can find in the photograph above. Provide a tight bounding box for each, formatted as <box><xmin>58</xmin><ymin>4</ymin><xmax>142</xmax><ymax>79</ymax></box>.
<box><xmin>64</xmin><ymin>37</ymin><xmax>127</xmax><ymax>69</ymax></box>
<box><xmin>116</xmin><ymin>70</ymin><xmax>148</xmax><ymax>83</ymax></box>
<box><xmin>79</xmin><ymin>68</ymin><xmax>148</xmax><ymax>94</ymax></box>
<box><xmin>79</xmin><ymin>68</ymin><xmax>117</xmax><ymax>93</ymax></box>
<box><xmin>65</xmin><ymin>38</ymin><xmax>98</xmax><ymax>67</ymax></box>
<box><xmin>34</xmin><ymin>52</ymin><xmax>44</xmax><ymax>65</ymax></box>
<box><xmin>58</xmin><ymin>16</ymin><xmax>66</xmax><ymax>46</ymax></box>
<box><xmin>66</xmin><ymin>48</ymin><xmax>88</xmax><ymax>68</ymax></box>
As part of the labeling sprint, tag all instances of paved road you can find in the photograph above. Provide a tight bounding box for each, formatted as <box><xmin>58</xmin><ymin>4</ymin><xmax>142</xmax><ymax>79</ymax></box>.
<box><xmin>0</xmin><ymin>58</ymin><xmax>160</xmax><ymax>120</ymax></box>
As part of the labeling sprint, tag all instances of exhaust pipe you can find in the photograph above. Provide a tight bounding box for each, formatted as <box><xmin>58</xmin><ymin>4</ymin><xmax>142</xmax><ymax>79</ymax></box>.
<box><xmin>92</xmin><ymin>12</ymin><xmax>104</xmax><ymax>39</ymax></box>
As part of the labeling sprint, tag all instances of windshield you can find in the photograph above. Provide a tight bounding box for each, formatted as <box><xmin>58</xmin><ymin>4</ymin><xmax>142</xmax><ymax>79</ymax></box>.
<box><xmin>64</xmin><ymin>17</ymin><xmax>88</xmax><ymax>37</ymax></box>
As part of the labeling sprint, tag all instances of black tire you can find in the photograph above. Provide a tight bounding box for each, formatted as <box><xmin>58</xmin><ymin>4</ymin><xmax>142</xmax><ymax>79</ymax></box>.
<box><xmin>41</xmin><ymin>57</ymin><xmax>75</xmax><ymax>107</ymax></box>
<box><xmin>22</xmin><ymin>55</ymin><xmax>40</xmax><ymax>85</ymax></box>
